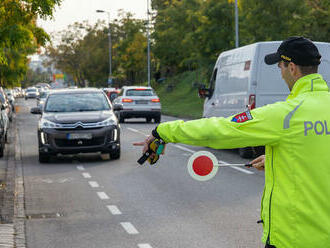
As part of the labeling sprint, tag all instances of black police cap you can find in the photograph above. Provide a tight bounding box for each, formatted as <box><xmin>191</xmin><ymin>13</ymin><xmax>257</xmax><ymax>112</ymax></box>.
<box><xmin>265</xmin><ymin>36</ymin><xmax>321</xmax><ymax>66</ymax></box>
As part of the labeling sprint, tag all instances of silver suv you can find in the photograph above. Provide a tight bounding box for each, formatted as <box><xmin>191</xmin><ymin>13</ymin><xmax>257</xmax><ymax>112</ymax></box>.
<box><xmin>113</xmin><ymin>86</ymin><xmax>161</xmax><ymax>123</ymax></box>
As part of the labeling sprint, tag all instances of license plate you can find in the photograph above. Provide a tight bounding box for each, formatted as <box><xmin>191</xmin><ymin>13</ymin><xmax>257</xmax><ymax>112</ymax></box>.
<box><xmin>67</xmin><ymin>133</ymin><xmax>92</xmax><ymax>140</ymax></box>
<box><xmin>135</xmin><ymin>100</ymin><xmax>148</xmax><ymax>104</ymax></box>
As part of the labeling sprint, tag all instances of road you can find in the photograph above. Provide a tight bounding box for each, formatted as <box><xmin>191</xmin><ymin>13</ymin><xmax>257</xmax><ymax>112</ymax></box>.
<box><xmin>17</xmin><ymin>98</ymin><xmax>265</xmax><ymax>248</ymax></box>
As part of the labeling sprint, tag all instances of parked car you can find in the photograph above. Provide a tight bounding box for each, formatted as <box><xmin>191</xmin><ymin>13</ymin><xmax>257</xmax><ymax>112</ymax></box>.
<box><xmin>112</xmin><ymin>86</ymin><xmax>161</xmax><ymax>123</ymax></box>
<box><xmin>30</xmin><ymin>88</ymin><xmax>121</xmax><ymax>163</ymax></box>
<box><xmin>37</xmin><ymin>90</ymin><xmax>50</xmax><ymax>110</ymax></box>
<box><xmin>4</xmin><ymin>89</ymin><xmax>15</xmax><ymax>112</ymax></box>
<box><xmin>25</xmin><ymin>87</ymin><xmax>39</xmax><ymax>99</ymax></box>
<box><xmin>198</xmin><ymin>41</ymin><xmax>330</xmax><ymax>158</ymax></box>
<box><xmin>0</xmin><ymin>87</ymin><xmax>12</xmax><ymax>123</ymax></box>
<box><xmin>0</xmin><ymin>102</ymin><xmax>6</xmax><ymax>157</ymax></box>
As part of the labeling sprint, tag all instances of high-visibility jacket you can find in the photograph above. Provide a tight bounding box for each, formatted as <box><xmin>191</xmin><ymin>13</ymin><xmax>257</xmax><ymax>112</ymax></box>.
<box><xmin>156</xmin><ymin>73</ymin><xmax>330</xmax><ymax>247</ymax></box>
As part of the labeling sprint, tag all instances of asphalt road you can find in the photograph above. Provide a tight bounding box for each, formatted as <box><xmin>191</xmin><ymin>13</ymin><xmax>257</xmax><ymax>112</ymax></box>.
<box><xmin>17</xmin><ymin>98</ymin><xmax>265</xmax><ymax>248</ymax></box>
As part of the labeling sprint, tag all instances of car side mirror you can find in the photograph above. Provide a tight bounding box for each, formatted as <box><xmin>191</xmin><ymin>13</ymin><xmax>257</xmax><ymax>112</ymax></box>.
<box><xmin>30</xmin><ymin>107</ymin><xmax>42</xmax><ymax>115</ymax></box>
<box><xmin>113</xmin><ymin>103</ymin><xmax>123</xmax><ymax>111</ymax></box>
<box><xmin>198</xmin><ymin>85</ymin><xmax>212</xmax><ymax>99</ymax></box>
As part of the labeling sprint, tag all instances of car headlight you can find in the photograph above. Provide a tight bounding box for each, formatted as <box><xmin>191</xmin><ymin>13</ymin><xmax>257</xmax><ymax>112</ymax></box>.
<box><xmin>39</xmin><ymin>119</ymin><xmax>59</xmax><ymax>129</ymax></box>
<box><xmin>98</xmin><ymin>117</ymin><xmax>117</xmax><ymax>127</ymax></box>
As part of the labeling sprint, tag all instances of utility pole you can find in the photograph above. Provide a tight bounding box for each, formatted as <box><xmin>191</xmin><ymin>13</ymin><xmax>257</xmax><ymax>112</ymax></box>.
<box><xmin>235</xmin><ymin>0</ymin><xmax>239</xmax><ymax>48</ymax></box>
<box><xmin>147</xmin><ymin>0</ymin><xmax>151</xmax><ymax>87</ymax></box>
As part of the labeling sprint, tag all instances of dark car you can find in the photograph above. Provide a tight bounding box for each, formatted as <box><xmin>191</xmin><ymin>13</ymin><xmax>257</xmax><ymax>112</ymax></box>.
<box><xmin>30</xmin><ymin>88</ymin><xmax>120</xmax><ymax>163</ymax></box>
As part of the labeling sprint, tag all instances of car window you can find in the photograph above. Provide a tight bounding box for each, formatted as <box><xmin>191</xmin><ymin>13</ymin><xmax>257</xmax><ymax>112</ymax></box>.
<box><xmin>27</xmin><ymin>88</ymin><xmax>37</xmax><ymax>92</ymax></box>
<box><xmin>45</xmin><ymin>92</ymin><xmax>110</xmax><ymax>112</ymax></box>
<box><xmin>126</xmin><ymin>89</ymin><xmax>154</xmax><ymax>96</ymax></box>
<box><xmin>39</xmin><ymin>91</ymin><xmax>49</xmax><ymax>98</ymax></box>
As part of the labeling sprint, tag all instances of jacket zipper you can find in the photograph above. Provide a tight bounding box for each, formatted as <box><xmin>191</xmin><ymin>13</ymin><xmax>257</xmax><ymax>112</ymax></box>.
<box><xmin>267</xmin><ymin>148</ymin><xmax>275</xmax><ymax>245</ymax></box>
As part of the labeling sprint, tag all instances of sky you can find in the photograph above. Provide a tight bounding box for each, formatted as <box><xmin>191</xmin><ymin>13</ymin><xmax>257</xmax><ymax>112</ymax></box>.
<box><xmin>38</xmin><ymin>0</ymin><xmax>149</xmax><ymax>34</ymax></box>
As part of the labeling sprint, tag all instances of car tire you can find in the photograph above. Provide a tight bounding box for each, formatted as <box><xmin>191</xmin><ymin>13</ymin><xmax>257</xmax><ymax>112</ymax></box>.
<box><xmin>39</xmin><ymin>152</ymin><xmax>50</xmax><ymax>163</ymax></box>
<box><xmin>238</xmin><ymin>147</ymin><xmax>255</xmax><ymax>158</ymax></box>
<box><xmin>109</xmin><ymin>148</ymin><xmax>120</xmax><ymax>160</ymax></box>
<box><xmin>146</xmin><ymin>117</ymin><xmax>152</xmax><ymax>123</ymax></box>
<box><xmin>154</xmin><ymin>116</ymin><xmax>161</xmax><ymax>123</ymax></box>
<box><xmin>0</xmin><ymin>145</ymin><xmax>4</xmax><ymax>158</ymax></box>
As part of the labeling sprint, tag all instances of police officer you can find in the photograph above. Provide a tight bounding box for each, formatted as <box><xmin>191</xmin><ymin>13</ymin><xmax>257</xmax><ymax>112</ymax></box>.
<box><xmin>134</xmin><ymin>37</ymin><xmax>330</xmax><ymax>248</ymax></box>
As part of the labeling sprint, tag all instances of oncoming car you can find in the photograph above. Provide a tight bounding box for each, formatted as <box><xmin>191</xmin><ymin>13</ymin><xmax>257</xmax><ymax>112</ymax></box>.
<box><xmin>113</xmin><ymin>86</ymin><xmax>161</xmax><ymax>123</ymax></box>
<box><xmin>30</xmin><ymin>88</ymin><xmax>120</xmax><ymax>163</ymax></box>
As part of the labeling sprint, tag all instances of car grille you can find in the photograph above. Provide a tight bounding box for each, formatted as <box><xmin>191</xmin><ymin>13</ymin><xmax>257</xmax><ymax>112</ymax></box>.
<box><xmin>55</xmin><ymin>137</ymin><xmax>105</xmax><ymax>147</ymax></box>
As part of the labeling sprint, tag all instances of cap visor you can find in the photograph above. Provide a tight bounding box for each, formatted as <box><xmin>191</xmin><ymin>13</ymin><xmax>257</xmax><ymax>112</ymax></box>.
<box><xmin>264</xmin><ymin>53</ymin><xmax>281</xmax><ymax>65</ymax></box>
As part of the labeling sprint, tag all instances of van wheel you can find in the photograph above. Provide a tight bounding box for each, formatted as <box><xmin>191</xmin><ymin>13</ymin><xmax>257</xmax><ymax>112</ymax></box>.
<box><xmin>238</xmin><ymin>147</ymin><xmax>255</xmax><ymax>158</ymax></box>
<box><xmin>0</xmin><ymin>145</ymin><xmax>4</xmax><ymax>158</ymax></box>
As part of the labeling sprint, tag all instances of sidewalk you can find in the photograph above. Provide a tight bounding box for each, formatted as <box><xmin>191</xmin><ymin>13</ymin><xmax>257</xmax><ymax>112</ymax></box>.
<box><xmin>0</xmin><ymin>114</ymin><xmax>26</xmax><ymax>248</ymax></box>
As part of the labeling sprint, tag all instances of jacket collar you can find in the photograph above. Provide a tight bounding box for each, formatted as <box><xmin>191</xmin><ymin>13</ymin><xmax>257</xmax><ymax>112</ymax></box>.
<box><xmin>287</xmin><ymin>73</ymin><xmax>328</xmax><ymax>100</ymax></box>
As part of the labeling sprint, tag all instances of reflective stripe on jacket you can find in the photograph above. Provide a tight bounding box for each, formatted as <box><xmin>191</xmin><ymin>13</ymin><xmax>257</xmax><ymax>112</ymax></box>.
<box><xmin>156</xmin><ymin>73</ymin><xmax>330</xmax><ymax>247</ymax></box>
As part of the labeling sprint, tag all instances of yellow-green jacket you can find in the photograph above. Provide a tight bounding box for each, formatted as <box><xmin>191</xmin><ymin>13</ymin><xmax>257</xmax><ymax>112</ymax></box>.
<box><xmin>156</xmin><ymin>74</ymin><xmax>330</xmax><ymax>247</ymax></box>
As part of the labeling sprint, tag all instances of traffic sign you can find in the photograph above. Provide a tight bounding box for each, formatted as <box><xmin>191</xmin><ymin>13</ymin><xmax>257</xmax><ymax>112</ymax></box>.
<box><xmin>187</xmin><ymin>151</ymin><xmax>252</xmax><ymax>181</ymax></box>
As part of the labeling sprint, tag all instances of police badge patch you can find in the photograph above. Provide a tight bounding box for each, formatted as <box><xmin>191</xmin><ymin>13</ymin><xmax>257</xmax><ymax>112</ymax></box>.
<box><xmin>231</xmin><ymin>110</ymin><xmax>253</xmax><ymax>123</ymax></box>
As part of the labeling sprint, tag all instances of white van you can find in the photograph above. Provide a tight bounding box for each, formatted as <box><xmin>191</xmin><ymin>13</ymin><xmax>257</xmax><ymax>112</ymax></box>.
<box><xmin>200</xmin><ymin>41</ymin><xmax>330</xmax><ymax>157</ymax></box>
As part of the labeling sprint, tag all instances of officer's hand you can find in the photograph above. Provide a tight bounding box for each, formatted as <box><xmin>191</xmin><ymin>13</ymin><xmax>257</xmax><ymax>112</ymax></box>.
<box><xmin>133</xmin><ymin>135</ymin><xmax>155</xmax><ymax>153</ymax></box>
<box><xmin>133</xmin><ymin>135</ymin><xmax>166</xmax><ymax>155</ymax></box>
<box><xmin>250</xmin><ymin>155</ymin><xmax>265</xmax><ymax>171</ymax></box>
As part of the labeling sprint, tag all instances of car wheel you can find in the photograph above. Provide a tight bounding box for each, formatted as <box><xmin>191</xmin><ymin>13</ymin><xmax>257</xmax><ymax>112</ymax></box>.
<box><xmin>154</xmin><ymin>116</ymin><xmax>161</xmax><ymax>123</ymax></box>
<box><xmin>109</xmin><ymin>148</ymin><xmax>120</xmax><ymax>160</ymax></box>
<box><xmin>0</xmin><ymin>144</ymin><xmax>4</xmax><ymax>158</ymax></box>
<box><xmin>238</xmin><ymin>147</ymin><xmax>255</xmax><ymax>158</ymax></box>
<box><xmin>146</xmin><ymin>117</ymin><xmax>152</xmax><ymax>123</ymax></box>
<box><xmin>39</xmin><ymin>152</ymin><xmax>50</xmax><ymax>163</ymax></box>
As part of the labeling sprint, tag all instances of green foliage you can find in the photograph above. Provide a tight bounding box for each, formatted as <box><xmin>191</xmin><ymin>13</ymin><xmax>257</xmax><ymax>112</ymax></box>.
<box><xmin>0</xmin><ymin>0</ymin><xmax>61</xmax><ymax>87</ymax></box>
<box><xmin>47</xmin><ymin>12</ymin><xmax>150</xmax><ymax>87</ymax></box>
<box><xmin>153</xmin><ymin>69</ymin><xmax>206</xmax><ymax>119</ymax></box>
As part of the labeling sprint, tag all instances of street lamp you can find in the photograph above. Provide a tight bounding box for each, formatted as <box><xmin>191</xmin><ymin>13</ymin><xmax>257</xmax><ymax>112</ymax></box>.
<box><xmin>147</xmin><ymin>0</ymin><xmax>151</xmax><ymax>87</ymax></box>
<box><xmin>96</xmin><ymin>9</ymin><xmax>112</xmax><ymax>85</ymax></box>
<box><xmin>235</xmin><ymin>0</ymin><xmax>239</xmax><ymax>48</ymax></box>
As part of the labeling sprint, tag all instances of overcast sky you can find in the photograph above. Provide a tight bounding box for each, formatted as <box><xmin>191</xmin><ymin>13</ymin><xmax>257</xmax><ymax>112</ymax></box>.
<box><xmin>38</xmin><ymin>0</ymin><xmax>149</xmax><ymax>34</ymax></box>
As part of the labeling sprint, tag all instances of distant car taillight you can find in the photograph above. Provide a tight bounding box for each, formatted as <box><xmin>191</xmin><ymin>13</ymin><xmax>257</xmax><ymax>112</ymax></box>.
<box><xmin>151</xmin><ymin>98</ymin><xmax>160</xmax><ymax>103</ymax></box>
<box><xmin>122</xmin><ymin>98</ymin><xmax>133</xmax><ymax>103</ymax></box>
<box><xmin>248</xmin><ymin>94</ymin><xmax>256</xmax><ymax>110</ymax></box>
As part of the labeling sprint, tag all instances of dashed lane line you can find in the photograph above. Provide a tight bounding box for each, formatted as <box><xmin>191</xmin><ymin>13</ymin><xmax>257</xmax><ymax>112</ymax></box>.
<box><xmin>120</xmin><ymin>222</ymin><xmax>139</xmax><ymax>234</ymax></box>
<box><xmin>127</xmin><ymin>128</ymin><xmax>254</xmax><ymax>174</ymax></box>
<box><xmin>107</xmin><ymin>205</ymin><xmax>122</xmax><ymax>215</ymax></box>
<box><xmin>82</xmin><ymin>172</ymin><xmax>91</xmax><ymax>178</ymax></box>
<box><xmin>76</xmin><ymin>166</ymin><xmax>85</xmax><ymax>171</ymax></box>
<box><xmin>138</xmin><ymin>244</ymin><xmax>153</xmax><ymax>248</ymax></box>
<box><xmin>88</xmin><ymin>181</ymin><xmax>99</xmax><ymax>188</ymax></box>
<box><xmin>97</xmin><ymin>192</ymin><xmax>109</xmax><ymax>200</ymax></box>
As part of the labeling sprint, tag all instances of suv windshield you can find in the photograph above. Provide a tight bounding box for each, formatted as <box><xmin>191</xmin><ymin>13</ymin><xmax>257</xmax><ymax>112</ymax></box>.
<box><xmin>45</xmin><ymin>92</ymin><xmax>110</xmax><ymax>112</ymax></box>
<box><xmin>27</xmin><ymin>88</ymin><xmax>37</xmax><ymax>92</ymax></box>
<box><xmin>126</xmin><ymin>89</ymin><xmax>154</xmax><ymax>96</ymax></box>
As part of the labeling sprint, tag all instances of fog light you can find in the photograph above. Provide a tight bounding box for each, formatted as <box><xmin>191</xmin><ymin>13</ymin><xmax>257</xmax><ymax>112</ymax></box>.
<box><xmin>40</xmin><ymin>132</ymin><xmax>46</xmax><ymax>144</ymax></box>
<box><xmin>113</xmin><ymin>129</ymin><xmax>118</xmax><ymax>141</ymax></box>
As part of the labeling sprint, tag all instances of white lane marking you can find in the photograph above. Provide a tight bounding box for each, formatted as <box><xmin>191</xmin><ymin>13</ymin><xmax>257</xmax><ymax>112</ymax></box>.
<box><xmin>97</xmin><ymin>192</ymin><xmax>109</xmax><ymax>200</ymax></box>
<box><xmin>76</xmin><ymin>166</ymin><xmax>85</xmax><ymax>171</ymax></box>
<box><xmin>120</xmin><ymin>222</ymin><xmax>139</xmax><ymax>234</ymax></box>
<box><xmin>127</xmin><ymin>127</ymin><xmax>149</xmax><ymax>137</ymax></box>
<box><xmin>218</xmin><ymin>160</ymin><xmax>254</xmax><ymax>175</ymax></box>
<box><xmin>128</xmin><ymin>127</ymin><xmax>253</xmax><ymax>175</ymax></box>
<box><xmin>88</xmin><ymin>181</ymin><xmax>99</xmax><ymax>188</ymax></box>
<box><xmin>107</xmin><ymin>205</ymin><xmax>122</xmax><ymax>215</ymax></box>
<box><xmin>82</xmin><ymin>172</ymin><xmax>91</xmax><ymax>178</ymax></box>
<box><xmin>172</xmin><ymin>144</ymin><xmax>195</xmax><ymax>153</ymax></box>
<box><xmin>138</xmin><ymin>244</ymin><xmax>153</xmax><ymax>248</ymax></box>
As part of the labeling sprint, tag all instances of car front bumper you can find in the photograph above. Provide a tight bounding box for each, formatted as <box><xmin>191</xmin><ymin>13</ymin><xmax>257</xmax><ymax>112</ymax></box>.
<box><xmin>38</xmin><ymin>125</ymin><xmax>120</xmax><ymax>155</ymax></box>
